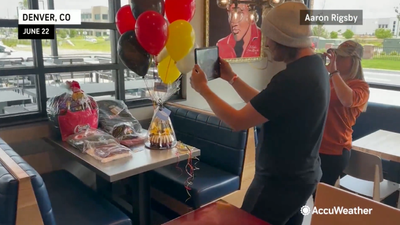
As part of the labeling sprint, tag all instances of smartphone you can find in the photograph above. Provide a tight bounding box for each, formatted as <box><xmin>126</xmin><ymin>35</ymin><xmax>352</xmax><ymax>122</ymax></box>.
<box><xmin>194</xmin><ymin>46</ymin><xmax>220</xmax><ymax>81</ymax></box>
<box><xmin>317</xmin><ymin>53</ymin><xmax>326</xmax><ymax>64</ymax></box>
<box><xmin>327</xmin><ymin>48</ymin><xmax>336</xmax><ymax>54</ymax></box>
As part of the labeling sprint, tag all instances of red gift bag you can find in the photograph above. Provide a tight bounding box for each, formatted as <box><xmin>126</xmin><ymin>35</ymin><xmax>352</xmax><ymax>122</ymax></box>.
<box><xmin>47</xmin><ymin>81</ymin><xmax>99</xmax><ymax>141</ymax></box>
<box><xmin>58</xmin><ymin>108</ymin><xmax>99</xmax><ymax>141</ymax></box>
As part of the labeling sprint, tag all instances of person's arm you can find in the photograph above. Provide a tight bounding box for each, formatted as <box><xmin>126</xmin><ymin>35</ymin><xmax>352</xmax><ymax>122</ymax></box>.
<box><xmin>230</xmin><ymin>76</ymin><xmax>260</xmax><ymax>103</ymax></box>
<box><xmin>199</xmin><ymin>74</ymin><xmax>301</xmax><ymax>131</ymax></box>
<box><xmin>199</xmin><ymin>86</ymin><xmax>267</xmax><ymax>132</ymax></box>
<box><xmin>331</xmin><ymin>73</ymin><xmax>369</xmax><ymax>107</ymax></box>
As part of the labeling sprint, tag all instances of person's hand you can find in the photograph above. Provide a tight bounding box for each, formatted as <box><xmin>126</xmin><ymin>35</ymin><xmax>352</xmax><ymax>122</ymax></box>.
<box><xmin>190</xmin><ymin>64</ymin><xmax>209</xmax><ymax>94</ymax></box>
<box><xmin>219</xmin><ymin>57</ymin><xmax>235</xmax><ymax>82</ymax></box>
<box><xmin>324</xmin><ymin>51</ymin><xmax>337</xmax><ymax>73</ymax></box>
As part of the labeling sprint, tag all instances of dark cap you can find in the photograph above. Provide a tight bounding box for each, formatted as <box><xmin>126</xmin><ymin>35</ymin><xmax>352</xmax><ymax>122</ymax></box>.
<box><xmin>335</xmin><ymin>40</ymin><xmax>363</xmax><ymax>59</ymax></box>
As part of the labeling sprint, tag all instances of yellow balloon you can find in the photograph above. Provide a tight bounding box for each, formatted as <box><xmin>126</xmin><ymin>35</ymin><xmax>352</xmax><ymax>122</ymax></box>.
<box><xmin>166</xmin><ymin>20</ymin><xmax>195</xmax><ymax>62</ymax></box>
<box><xmin>157</xmin><ymin>55</ymin><xmax>181</xmax><ymax>85</ymax></box>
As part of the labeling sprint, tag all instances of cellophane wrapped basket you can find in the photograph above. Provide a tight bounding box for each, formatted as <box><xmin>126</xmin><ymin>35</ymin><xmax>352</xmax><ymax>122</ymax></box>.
<box><xmin>47</xmin><ymin>81</ymin><xmax>99</xmax><ymax>141</ymax></box>
<box><xmin>66</xmin><ymin>128</ymin><xmax>132</xmax><ymax>163</ymax></box>
<box><xmin>144</xmin><ymin>78</ymin><xmax>180</xmax><ymax>150</ymax></box>
<box><xmin>97</xmin><ymin>99</ymin><xmax>147</xmax><ymax>147</ymax></box>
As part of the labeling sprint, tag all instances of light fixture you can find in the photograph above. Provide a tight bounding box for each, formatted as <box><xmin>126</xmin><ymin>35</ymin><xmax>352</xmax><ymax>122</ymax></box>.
<box><xmin>217</xmin><ymin>0</ymin><xmax>286</xmax><ymax>9</ymax></box>
<box><xmin>250</xmin><ymin>10</ymin><xmax>259</xmax><ymax>22</ymax></box>
<box><xmin>217</xmin><ymin>0</ymin><xmax>231</xmax><ymax>8</ymax></box>
<box><xmin>217</xmin><ymin>0</ymin><xmax>288</xmax><ymax>23</ymax></box>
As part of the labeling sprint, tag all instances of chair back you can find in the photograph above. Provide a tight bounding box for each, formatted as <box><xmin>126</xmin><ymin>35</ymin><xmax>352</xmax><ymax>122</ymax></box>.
<box><xmin>167</xmin><ymin>104</ymin><xmax>248</xmax><ymax>177</ymax></box>
<box><xmin>344</xmin><ymin>150</ymin><xmax>383</xmax><ymax>182</ymax></box>
<box><xmin>312</xmin><ymin>183</ymin><xmax>400</xmax><ymax>225</ymax></box>
<box><xmin>0</xmin><ymin>139</ymin><xmax>56</xmax><ymax>225</ymax></box>
<box><xmin>353</xmin><ymin>102</ymin><xmax>400</xmax><ymax>140</ymax></box>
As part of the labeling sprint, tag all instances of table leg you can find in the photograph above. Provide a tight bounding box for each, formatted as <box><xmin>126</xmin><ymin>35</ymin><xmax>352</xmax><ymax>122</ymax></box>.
<box><xmin>130</xmin><ymin>172</ymin><xmax>151</xmax><ymax>225</ymax></box>
<box><xmin>95</xmin><ymin>173</ymin><xmax>152</xmax><ymax>225</ymax></box>
<box><xmin>96</xmin><ymin>175</ymin><xmax>112</xmax><ymax>196</ymax></box>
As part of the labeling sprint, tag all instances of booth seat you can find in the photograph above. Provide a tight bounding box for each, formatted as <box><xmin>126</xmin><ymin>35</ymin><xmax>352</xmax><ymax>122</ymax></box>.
<box><xmin>0</xmin><ymin>139</ymin><xmax>131</xmax><ymax>225</ymax></box>
<box><xmin>151</xmin><ymin>105</ymin><xmax>248</xmax><ymax>209</ymax></box>
<box><xmin>352</xmin><ymin>102</ymin><xmax>400</xmax><ymax>183</ymax></box>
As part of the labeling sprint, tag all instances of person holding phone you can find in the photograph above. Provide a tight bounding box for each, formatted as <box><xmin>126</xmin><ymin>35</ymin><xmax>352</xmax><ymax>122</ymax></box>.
<box><xmin>190</xmin><ymin>2</ymin><xmax>329</xmax><ymax>225</ymax></box>
<box><xmin>316</xmin><ymin>41</ymin><xmax>369</xmax><ymax>191</ymax></box>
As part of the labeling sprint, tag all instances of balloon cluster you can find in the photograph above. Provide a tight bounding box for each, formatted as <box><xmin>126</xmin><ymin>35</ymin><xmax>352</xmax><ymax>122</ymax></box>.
<box><xmin>116</xmin><ymin>0</ymin><xmax>196</xmax><ymax>85</ymax></box>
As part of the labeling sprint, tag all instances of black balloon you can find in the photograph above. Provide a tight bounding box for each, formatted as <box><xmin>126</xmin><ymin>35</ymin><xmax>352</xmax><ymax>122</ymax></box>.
<box><xmin>118</xmin><ymin>30</ymin><xmax>151</xmax><ymax>77</ymax></box>
<box><xmin>130</xmin><ymin>0</ymin><xmax>165</xmax><ymax>19</ymax></box>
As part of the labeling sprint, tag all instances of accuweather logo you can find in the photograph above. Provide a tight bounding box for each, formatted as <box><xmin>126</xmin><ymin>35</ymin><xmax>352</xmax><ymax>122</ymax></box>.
<box><xmin>300</xmin><ymin>206</ymin><xmax>373</xmax><ymax>216</ymax></box>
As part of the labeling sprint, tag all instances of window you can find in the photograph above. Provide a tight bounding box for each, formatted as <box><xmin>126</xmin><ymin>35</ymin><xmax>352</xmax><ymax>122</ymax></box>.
<box><xmin>54</xmin><ymin>0</ymin><xmax>110</xmax><ymax>23</ymax></box>
<box><xmin>45</xmin><ymin>29</ymin><xmax>111</xmax><ymax>65</ymax></box>
<box><xmin>0</xmin><ymin>75</ymin><xmax>39</xmax><ymax>116</ymax></box>
<box><xmin>44</xmin><ymin>70</ymin><xmax>115</xmax><ymax>100</ymax></box>
<box><xmin>81</xmin><ymin>14</ymin><xmax>92</xmax><ymax>20</ymax></box>
<box><xmin>121</xmin><ymin>0</ymin><xmax>130</xmax><ymax>6</ymax></box>
<box><xmin>0</xmin><ymin>28</ymin><xmax>33</xmax><ymax>69</ymax></box>
<box><xmin>124</xmin><ymin>69</ymin><xmax>153</xmax><ymax>100</ymax></box>
<box><xmin>311</xmin><ymin>0</ymin><xmax>400</xmax><ymax>105</ymax></box>
<box><xmin>369</xmin><ymin>88</ymin><xmax>400</xmax><ymax>106</ymax></box>
<box><xmin>0</xmin><ymin>0</ymin><xmax>183</xmax><ymax>127</ymax></box>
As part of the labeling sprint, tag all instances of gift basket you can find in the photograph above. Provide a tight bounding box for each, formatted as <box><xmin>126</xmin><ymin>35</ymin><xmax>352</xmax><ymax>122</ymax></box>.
<box><xmin>47</xmin><ymin>81</ymin><xmax>99</xmax><ymax>141</ymax></box>
<box><xmin>97</xmin><ymin>99</ymin><xmax>147</xmax><ymax>147</ymax></box>
<box><xmin>144</xmin><ymin>77</ymin><xmax>181</xmax><ymax>150</ymax></box>
<box><xmin>67</xmin><ymin>128</ymin><xmax>132</xmax><ymax>163</ymax></box>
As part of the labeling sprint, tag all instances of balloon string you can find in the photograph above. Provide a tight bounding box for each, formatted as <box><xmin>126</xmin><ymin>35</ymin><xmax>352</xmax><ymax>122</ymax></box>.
<box><xmin>165</xmin><ymin>57</ymin><xmax>172</xmax><ymax>84</ymax></box>
<box><xmin>143</xmin><ymin>56</ymin><xmax>157</xmax><ymax>109</ymax></box>
<box><xmin>152</xmin><ymin>55</ymin><xmax>158</xmax><ymax>110</ymax></box>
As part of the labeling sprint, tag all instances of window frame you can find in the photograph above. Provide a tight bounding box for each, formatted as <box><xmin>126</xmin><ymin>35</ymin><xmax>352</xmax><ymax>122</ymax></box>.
<box><xmin>0</xmin><ymin>0</ymin><xmax>184</xmax><ymax>128</ymax></box>
<box><xmin>308</xmin><ymin>0</ymin><xmax>400</xmax><ymax>93</ymax></box>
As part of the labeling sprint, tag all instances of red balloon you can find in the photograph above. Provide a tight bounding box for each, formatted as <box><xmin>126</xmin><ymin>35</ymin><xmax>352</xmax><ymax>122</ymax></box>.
<box><xmin>135</xmin><ymin>11</ymin><xmax>168</xmax><ymax>56</ymax></box>
<box><xmin>116</xmin><ymin>5</ymin><xmax>136</xmax><ymax>35</ymax></box>
<box><xmin>165</xmin><ymin>0</ymin><xmax>196</xmax><ymax>23</ymax></box>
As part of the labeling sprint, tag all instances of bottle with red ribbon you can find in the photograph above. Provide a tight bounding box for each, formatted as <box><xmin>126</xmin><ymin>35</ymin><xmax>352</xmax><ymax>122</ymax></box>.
<box><xmin>47</xmin><ymin>81</ymin><xmax>99</xmax><ymax>141</ymax></box>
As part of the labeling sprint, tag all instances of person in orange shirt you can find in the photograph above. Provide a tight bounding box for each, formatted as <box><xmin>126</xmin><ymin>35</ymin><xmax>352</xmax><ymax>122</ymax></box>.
<box><xmin>318</xmin><ymin>40</ymin><xmax>370</xmax><ymax>187</ymax></box>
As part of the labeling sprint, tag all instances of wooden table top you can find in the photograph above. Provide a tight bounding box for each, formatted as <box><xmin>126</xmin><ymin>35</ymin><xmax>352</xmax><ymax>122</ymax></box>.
<box><xmin>162</xmin><ymin>201</ymin><xmax>271</xmax><ymax>225</ymax></box>
<box><xmin>352</xmin><ymin>130</ymin><xmax>400</xmax><ymax>163</ymax></box>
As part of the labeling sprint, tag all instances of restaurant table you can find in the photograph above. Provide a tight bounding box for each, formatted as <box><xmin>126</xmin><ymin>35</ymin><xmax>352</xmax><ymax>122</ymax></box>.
<box><xmin>44</xmin><ymin>137</ymin><xmax>200</xmax><ymax>225</ymax></box>
<box><xmin>162</xmin><ymin>200</ymin><xmax>271</xmax><ymax>225</ymax></box>
<box><xmin>0</xmin><ymin>91</ymin><xmax>32</xmax><ymax>113</ymax></box>
<box><xmin>21</xmin><ymin>61</ymin><xmax>56</xmax><ymax>67</ymax></box>
<box><xmin>352</xmin><ymin>130</ymin><xmax>400</xmax><ymax>163</ymax></box>
<box><xmin>3</xmin><ymin>105</ymin><xmax>29</xmax><ymax>114</ymax></box>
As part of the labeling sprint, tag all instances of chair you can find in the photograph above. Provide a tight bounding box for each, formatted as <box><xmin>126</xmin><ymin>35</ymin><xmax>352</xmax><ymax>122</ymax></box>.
<box><xmin>151</xmin><ymin>104</ymin><xmax>249</xmax><ymax>210</ymax></box>
<box><xmin>336</xmin><ymin>150</ymin><xmax>400</xmax><ymax>207</ymax></box>
<box><xmin>312</xmin><ymin>183</ymin><xmax>400</xmax><ymax>225</ymax></box>
<box><xmin>0</xmin><ymin>139</ymin><xmax>131</xmax><ymax>225</ymax></box>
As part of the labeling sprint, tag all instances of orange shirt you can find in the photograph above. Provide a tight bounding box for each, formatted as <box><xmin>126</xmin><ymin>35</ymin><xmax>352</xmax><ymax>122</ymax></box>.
<box><xmin>319</xmin><ymin>79</ymin><xmax>370</xmax><ymax>155</ymax></box>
